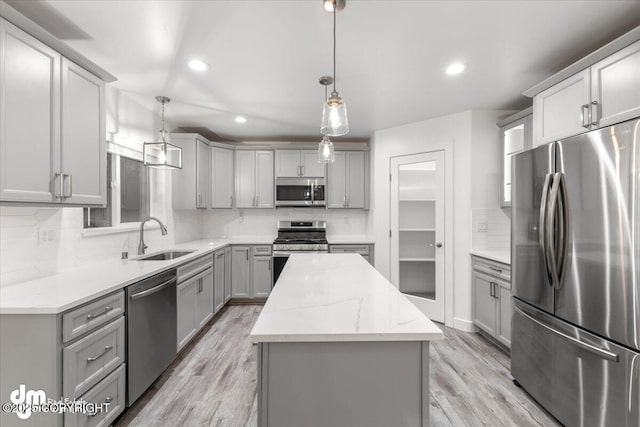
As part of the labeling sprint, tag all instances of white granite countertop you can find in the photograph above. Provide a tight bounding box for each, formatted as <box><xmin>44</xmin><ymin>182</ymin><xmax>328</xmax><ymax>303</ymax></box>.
<box><xmin>249</xmin><ymin>253</ymin><xmax>443</xmax><ymax>343</ymax></box>
<box><xmin>0</xmin><ymin>238</ymin><xmax>272</xmax><ymax>315</ymax></box>
<box><xmin>470</xmin><ymin>249</ymin><xmax>511</xmax><ymax>265</ymax></box>
<box><xmin>327</xmin><ymin>236</ymin><xmax>375</xmax><ymax>245</ymax></box>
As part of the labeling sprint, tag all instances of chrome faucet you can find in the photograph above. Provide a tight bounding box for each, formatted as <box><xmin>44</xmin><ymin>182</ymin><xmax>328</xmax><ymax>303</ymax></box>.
<box><xmin>138</xmin><ymin>217</ymin><xmax>168</xmax><ymax>255</ymax></box>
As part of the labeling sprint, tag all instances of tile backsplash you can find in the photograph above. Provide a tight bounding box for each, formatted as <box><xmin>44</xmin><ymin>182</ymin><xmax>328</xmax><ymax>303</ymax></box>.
<box><xmin>471</xmin><ymin>208</ymin><xmax>510</xmax><ymax>252</ymax></box>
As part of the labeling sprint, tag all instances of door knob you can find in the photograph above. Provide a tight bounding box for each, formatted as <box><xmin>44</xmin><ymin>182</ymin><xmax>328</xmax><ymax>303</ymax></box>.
<box><xmin>435</xmin><ymin>242</ymin><xmax>443</xmax><ymax>248</ymax></box>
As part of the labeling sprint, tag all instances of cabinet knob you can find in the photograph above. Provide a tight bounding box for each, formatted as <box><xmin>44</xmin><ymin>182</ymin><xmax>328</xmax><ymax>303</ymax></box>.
<box><xmin>435</xmin><ymin>242</ymin><xmax>443</xmax><ymax>248</ymax></box>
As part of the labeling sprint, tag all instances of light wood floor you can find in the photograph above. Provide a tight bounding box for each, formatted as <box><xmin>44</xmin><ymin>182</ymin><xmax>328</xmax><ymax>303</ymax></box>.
<box><xmin>115</xmin><ymin>305</ymin><xmax>560</xmax><ymax>427</ymax></box>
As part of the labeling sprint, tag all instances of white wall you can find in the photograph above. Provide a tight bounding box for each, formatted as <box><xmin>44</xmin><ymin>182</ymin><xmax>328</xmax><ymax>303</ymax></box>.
<box><xmin>202</xmin><ymin>208</ymin><xmax>368</xmax><ymax>239</ymax></box>
<box><xmin>368</xmin><ymin>110</ymin><xmax>507</xmax><ymax>330</ymax></box>
<box><xmin>0</xmin><ymin>88</ymin><xmax>202</xmax><ymax>286</ymax></box>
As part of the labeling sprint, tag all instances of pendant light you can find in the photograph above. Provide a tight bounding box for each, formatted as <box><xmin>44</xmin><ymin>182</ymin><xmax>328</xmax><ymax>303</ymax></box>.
<box><xmin>318</xmin><ymin>76</ymin><xmax>336</xmax><ymax>163</ymax></box>
<box><xmin>143</xmin><ymin>96</ymin><xmax>182</xmax><ymax>169</ymax></box>
<box><xmin>320</xmin><ymin>0</ymin><xmax>349</xmax><ymax>137</ymax></box>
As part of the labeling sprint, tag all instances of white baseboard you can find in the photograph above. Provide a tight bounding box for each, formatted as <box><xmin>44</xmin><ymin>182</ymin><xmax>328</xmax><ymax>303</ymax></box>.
<box><xmin>452</xmin><ymin>317</ymin><xmax>477</xmax><ymax>332</ymax></box>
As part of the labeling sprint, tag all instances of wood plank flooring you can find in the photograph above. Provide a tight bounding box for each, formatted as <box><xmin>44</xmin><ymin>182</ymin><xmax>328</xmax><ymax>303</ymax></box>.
<box><xmin>115</xmin><ymin>305</ymin><xmax>560</xmax><ymax>427</ymax></box>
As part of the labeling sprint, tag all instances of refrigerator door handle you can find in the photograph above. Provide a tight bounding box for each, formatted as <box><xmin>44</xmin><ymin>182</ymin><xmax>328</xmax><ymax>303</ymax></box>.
<box><xmin>546</xmin><ymin>172</ymin><xmax>563</xmax><ymax>289</ymax></box>
<box><xmin>556</xmin><ymin>173</ymin><xmax>570</xmax><ymax>287</ymax></box>
<box><xmin>539</xmin><ymin>173</ymin><xmax>553</xmax><ymax>286</ymax></box>
<box><xmin>514</xmin><ymin>306</ymin><xmax>619</xmax><ymax>362</ymax></box>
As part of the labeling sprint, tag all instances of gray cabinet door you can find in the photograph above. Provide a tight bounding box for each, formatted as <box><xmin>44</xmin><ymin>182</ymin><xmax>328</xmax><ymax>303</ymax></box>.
<box><xmin>252</xmin><ymin>256</ymin><xmax>272</xmax><ymax>298</ymax></box>
<box><xmin>497</xmin><ymin>283</ymin><xmax>512</xmax><ymax>348</ymax></box>
<box><xmin>224</xmin><ymin>246</ymin><xmax>232</xmax><ymax>302</ymax></box>
<box><xmin>234</xmin><ymin>151</ymin><xmax>255</xmax><ymax>208</ymax></box>
<box><xmin>327</xmin><ymin>151</ymin><xmax>347</xmax><ymax>208</ymax></box>
<box><xmin>301</xmin><ymin>149</ymin><xmax>325</xmax><ymax>178</ymax></box>
<box><xmin>0</xmin><ymin>19</ymin><xmax>60</xmax><ymax>203</ymax></box>
<box><xmin>196</xmin><ymin>269</ymin><xmax>214</xmax><ymax>329</ymax></box>
<box><xmin>275</xmin><ymin>150</ymin><xmax>301</xmax><ymax>177</ymax></box>
<box><xmin>210</xmin><ymin>147</ymin><xmax>233</xmax><ymax>208</ymax></box>
<box><xmin>60</xmin><ymin>58</ymin><xmax>106</xmax><ymax>206</ymax></box>
<box><xmin>472</xmin><ymin>272</ymin><xmax>497</xmax><ymax>335</ymax></box>
<box><xmin>214</xmin><ymin>250</ymin><xmax>225</xmax><ymax>313</ymax></box>
<box><xmin>231</xmin><ymin>246</ymin><xmax>251</xmax><ymax>298</ymax></box>
<box><xmin>255</xmin><ymin>151</ymin><xmax>274</xmax><ymax>208</ymax></box>
<box><xmin>346</xmin><ymin>151</ymin><xmax>365</xmax><ymax>208</ymax></box>
<box><xmin>177</xmin><ymin>277</ymin><xmax>197</xmax><ymax>351</ymax></box>
<box><xmin>196</xmin><ymin>140</ymin><xmax>210</xmax><ymax>208</ymax></box>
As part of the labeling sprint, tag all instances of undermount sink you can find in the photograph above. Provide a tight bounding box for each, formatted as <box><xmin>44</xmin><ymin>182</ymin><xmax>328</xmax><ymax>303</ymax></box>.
<box><xmin>135</xmin><ymin>250</ymin><xmax>195</xmax><ymax>261</ymax></box>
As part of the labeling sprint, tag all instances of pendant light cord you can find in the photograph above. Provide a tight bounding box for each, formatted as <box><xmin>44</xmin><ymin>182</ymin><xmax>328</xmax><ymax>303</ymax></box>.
<box><xmin>333</xmin><ymin>0</ymin><xmax>337</xmax><ymax>93</ymax></box>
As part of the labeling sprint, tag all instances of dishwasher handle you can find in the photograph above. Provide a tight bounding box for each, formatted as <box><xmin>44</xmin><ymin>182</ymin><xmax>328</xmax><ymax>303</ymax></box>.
<box><xmin>129</xmin><ymin>278</ymin><xmax>176</xmax><ymax>301</ymax></box>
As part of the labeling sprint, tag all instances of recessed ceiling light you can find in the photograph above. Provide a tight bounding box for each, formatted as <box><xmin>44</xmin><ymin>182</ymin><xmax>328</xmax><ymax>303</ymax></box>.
<box><xmin>445</xmin><ymin>62</ymin><xmax>466</xmax><ymax>76</ymax></box>
<box><xmin>187</xmin><ymin>59</ymin><xmax>209</xmax><ymax>72</ymax></box>
<box><xmin>235</xmin><ymin>116</ymin><xmax>247</xmax><ymax>124</ymax></box>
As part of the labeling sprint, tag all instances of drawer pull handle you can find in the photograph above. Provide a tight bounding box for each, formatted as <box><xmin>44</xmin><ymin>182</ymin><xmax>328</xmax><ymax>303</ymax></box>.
<box><xmin>488</xmin><ymin>266</ymin><xmax>502</xmax><ymax>273</ymax></box>
<box><xmin>87</xmin><ymin>306</ymin><xmax>114</xmax><ymax>320</ymax></box>
<box><xmin>87</xmin><ymin>345</ymin><xmax>113</xmax><ymax>362</ymax></box>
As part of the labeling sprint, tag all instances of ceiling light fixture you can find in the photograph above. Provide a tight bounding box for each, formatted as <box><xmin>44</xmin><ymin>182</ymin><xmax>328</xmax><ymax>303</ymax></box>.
<box><xmin>318</xmin><ymin>76</ymin><xmax>335</xmax><ymax>163</ymax></box>
<box><xmin>320</xmin><ymin>0</ymin><xmax>349</xmax><ymax>137</ymax></box>
<box><xmin>187</xmin><ymin>59</ymin><xmax>209</xmax><ymax>72</ymax></box>
<box><xmin>323</xmin><ymin>0</ymin><xmax>345</xmax><ymax>12</ymax></box>
<box><xmin>235</xmin><ymin>116</ymin><xmax>247</xmax><ymax>124</ymax></box>
<box><xmin>143</xmin><ymin>96</ymin><xmax>182</xmax><ymax>170</ymax></box>
<box><xmin>445</xmin><ymin>62</ymin><xmax>466</xmax><ymax>76</ymax></box>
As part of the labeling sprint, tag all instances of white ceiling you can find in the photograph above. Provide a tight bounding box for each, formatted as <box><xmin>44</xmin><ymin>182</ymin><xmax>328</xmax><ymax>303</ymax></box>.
<box><xmin>13</xmin><ymin>1</ymin><xmax>640</xmax><ymax>141</ymax></box>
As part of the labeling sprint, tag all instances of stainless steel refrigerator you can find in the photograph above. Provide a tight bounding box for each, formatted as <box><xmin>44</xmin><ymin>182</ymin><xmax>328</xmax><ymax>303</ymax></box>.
<box><xmin>511</xmin><ymin>117</ymin><xmax>640</xmax><ymax>426</ymax></box>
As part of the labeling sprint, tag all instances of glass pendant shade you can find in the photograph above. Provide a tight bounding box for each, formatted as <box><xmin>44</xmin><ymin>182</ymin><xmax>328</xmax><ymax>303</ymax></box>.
<box><xmin>321</xmin><ymin>91</ymin><xmax>349</xmax><ymax>136</ymax></box>
<box><xmin>318</xmin><ymin>135</ymin><xmax>335</xmax><ymax>163</ymax></box>
<box><xmin>143</xmin><ymin>96</ymin><xmax>182</xmax><ymax>170</ymax></box>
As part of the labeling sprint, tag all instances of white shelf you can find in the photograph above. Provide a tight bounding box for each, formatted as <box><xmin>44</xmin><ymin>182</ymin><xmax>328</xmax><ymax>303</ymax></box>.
<box><xmin>399</xmin><ymin>258</ymin><xmax>436</xmax><ymax>262</ymax></box>
<box><xmin>399</xmin><ymin>228</ymin><xmax>435</xmax><ymax>232</ymax></box>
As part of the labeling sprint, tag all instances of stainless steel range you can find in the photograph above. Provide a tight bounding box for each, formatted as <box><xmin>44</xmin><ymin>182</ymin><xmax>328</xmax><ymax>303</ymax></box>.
<box><xmin>272</xmin><ymin>220</ymin><xmax>328</xmax><ymax>283</ymax></box>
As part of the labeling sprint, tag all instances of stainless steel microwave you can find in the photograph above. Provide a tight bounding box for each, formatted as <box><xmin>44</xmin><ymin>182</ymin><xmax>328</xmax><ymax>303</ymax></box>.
<box><xmin>275</xmin><ymin>178</ymin><xmax>326</xmax><ymax>207</ymax></box>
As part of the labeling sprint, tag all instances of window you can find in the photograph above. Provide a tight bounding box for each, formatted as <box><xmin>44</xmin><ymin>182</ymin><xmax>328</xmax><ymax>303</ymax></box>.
<box><xmin>84</xmin><ymin>154</ymin><xmax>150</xmax><ymax>229</ymax></box>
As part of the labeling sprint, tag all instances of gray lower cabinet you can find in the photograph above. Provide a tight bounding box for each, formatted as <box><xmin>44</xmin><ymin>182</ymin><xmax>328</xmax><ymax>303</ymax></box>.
<box><xmin>224</xmin><ymin>246</ymin><xmax>232</xmax><ymax>303</ymax></box>
<box><xmin>231</xmin><ymin>245</ymin><xmax>273</xmax><ymax>299</ymax></box>
<box><xmin>253</xmin><ymin>256</ymin><xmax>273</xmax><ymax>298</ymax></box>
<box><xmin>329</xmin><ymin>244</ymin><xmax>374</xmax><ymax>266</ymax></box>
<box><xmin>177</xmin><ymin>255</ymin><xmax>214</xmax><ymax>352</ymax></box>
<box><xmin>231</xmin><ymin>246</ymin><xmax>252</xmax><ymax>298</ymax></box>
<box><xmin>214</xmin><ymin>250</ymin><xmax>225</xmax><ymax>313</ymax></box>
<box><xmin>472</xmin><ymin>256</ymin><xmax>512</xmax><ymax>349</ymax></box>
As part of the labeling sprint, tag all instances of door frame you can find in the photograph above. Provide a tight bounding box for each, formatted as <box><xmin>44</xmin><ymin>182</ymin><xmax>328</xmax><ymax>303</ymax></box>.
<box><xmin>389</xmin><ymin>149</ymin><xmax>453</xmax><ymax>325</ymax></box>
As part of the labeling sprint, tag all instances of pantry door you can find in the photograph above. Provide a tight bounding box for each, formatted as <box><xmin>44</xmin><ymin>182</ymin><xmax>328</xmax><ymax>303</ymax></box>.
<box><xmin>390</xmin><ymin>151</ymin><xmax>445</xmax><ymax>322</ymax></box>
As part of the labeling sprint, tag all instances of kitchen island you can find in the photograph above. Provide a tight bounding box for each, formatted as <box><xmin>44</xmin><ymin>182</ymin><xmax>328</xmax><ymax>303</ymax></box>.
<box><xmin>250</xmin><ymin>253</ymin><xmax>443</xmax><ymax>427</ymax></box>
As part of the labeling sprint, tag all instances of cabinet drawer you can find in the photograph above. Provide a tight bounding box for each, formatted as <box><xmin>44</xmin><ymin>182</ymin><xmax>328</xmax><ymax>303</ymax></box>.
<box><xmin>253</xmin><ymin>245</ymin><xmax>272</xmax><ymax>256</ymax></box>
<box><xmin>473</xmin><ymin>257</ymin><xmax>511</xmax><ymax>283</ymax></box>
<box><xmin>330</xmin><ymin>245</ymin><xmax>370</xmax><ymax>255</ymax></box>
<box><xmin>63</xmin><ymin>317</ymin><xmax>125</xmax><ymax>398</ymax></box>
<box><xmin>177</xmin><ymin>254</ymin><xmax>213</xmax><ymax>282</ymax></box>
<box><xmin>65</xmin><ymin>363</ymin><xmax>125</xmax><ymax>427</ymax></box>
<box><xmin>62</xmin><ymin>291</ymin><xmax>125</xmax><ymax>343</ymax></box>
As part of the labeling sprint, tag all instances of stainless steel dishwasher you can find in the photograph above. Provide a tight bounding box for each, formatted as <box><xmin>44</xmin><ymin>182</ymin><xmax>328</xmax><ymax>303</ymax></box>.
<box><xmin>126</xmin><ymin>269</ymin><xmax>177</xmax><ymax>405</ymax></box>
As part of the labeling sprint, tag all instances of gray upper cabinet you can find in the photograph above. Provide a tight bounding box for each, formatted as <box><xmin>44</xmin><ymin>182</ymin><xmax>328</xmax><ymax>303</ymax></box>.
<box><xmin>532</xmin><ymin>40</ymin><xmax>640</xmax><ymax>146</ymax></box>
<box><xmin>60</xmin><ymin>58</ymin><xmax>106</xmax><ymax>206</ymax></box>
<box><xmin>210</xmin><ymin>146</ymin><xmax>234</xmax><ymax>208</ymax></box>
<box><xmin>327</xmin><ymin>151</ymin><xmax>367</xmax><ymax>209</ymax></box>
<box><xmin>498</xmin><ymin>109</ymin><xmax>532</xmax><ymax>207</ymax></box>
<box><xmin>235</xmin><ymin>150</ymin><xmax>274</xmax><ymax>209</ymax></box>
<box><xmin>171</xmin><ymin>134</ymin><xmax>211</xmax><ymax>209</ymax></box>
<box><xmin>275</xmin><ymin>149</ymin><xmax>325</xmax><ymax>178</ymax></box>
<box><xmin>0</xmin><ymin>18</ymin><xmax>106</xmax><ymax>206</ymax></box>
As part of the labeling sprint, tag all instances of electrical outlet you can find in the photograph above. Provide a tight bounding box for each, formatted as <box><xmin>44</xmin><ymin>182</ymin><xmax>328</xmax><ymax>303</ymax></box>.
<box><xmin>477</xmin><ymin>221</ymin><xmax>488</xmax><ymax>232</ymax></box>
